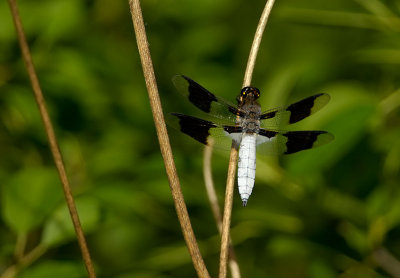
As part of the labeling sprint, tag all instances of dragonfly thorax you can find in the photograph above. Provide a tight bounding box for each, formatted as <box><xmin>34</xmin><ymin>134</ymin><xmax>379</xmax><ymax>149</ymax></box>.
<box><xmin>238</xmin><ymin>96</ymin><xmax>262</xmax><ymax>134</ymax></box>
<box><xmin>241</xmin><ymin>120</ymin><xmax>260</xmax><ymax>134</ymax></box>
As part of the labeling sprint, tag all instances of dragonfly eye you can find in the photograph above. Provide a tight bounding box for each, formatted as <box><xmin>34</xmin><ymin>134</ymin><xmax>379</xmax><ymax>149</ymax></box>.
<box><xmin>241</xmin><ymin>87</ymin><xmax>260</xmax><ymax>99</ymax></box>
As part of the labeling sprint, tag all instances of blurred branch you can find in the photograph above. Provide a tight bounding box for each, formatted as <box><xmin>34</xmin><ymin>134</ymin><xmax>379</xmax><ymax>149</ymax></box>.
<box><xmin>380</xmin><ymin>88</ymin><xmax>400</xmax><ymax>116</ymax></box>
<box><xmin>128</xmin><ymin>1</ymin><xmax>210</xmax><ymax>277</ymax></box>
<box><xmin>203</xmin><ymin>142</ymin><xmax>222</xmax><ymax>231</ymax></box>
<box><xmin>373</xmin><ymin>248</ymin><xmax>400</xmax><ymax>278</ymax></box>
<box><xmin>6</xmin><ymin>1</ymin><xmax>96</xmax><ymax>278</ymax></box>
<box><xmin>219</xmin><ymin>1</ymin><xmax>276</xmax><ymax>277</ymax></box>
<box><xmin>13</xmin><ymin>234</ymin><xmax>27</xmax><ymax>260</ymax></box>
<box><xmin>1</xmin><ymin>244</ymin><xmax>46</xmax><ymax>278</ymax></box>
<box><xmin>353</xmin><ymin>0</ymin><xmax>397</xmax><ymax>30</ymax></box>
<box><xmin>277</xmin><ymin>8</ymin><xmax>400</xmax><ymax>32</ymax></box>
<box><xmin>203</xmin><ymin>142</ymin><xmax>241</xmax><ymax>278</ymax></box>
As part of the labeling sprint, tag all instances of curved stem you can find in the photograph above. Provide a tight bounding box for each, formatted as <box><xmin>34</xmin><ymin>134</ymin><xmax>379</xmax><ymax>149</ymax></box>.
<box><xmin>203</xmin><ymin>141</ymin><xmax>222</xmax><ymax>231</ymax></box>
<box><xmin>243</xmin><ymin>0</ymin><xmax>276</xmax><ymax>87</ymax></box>
<box><xmin>219</xmin><ymin>1</ymin><xmax>276</xmax><ymax>278</ymax></box>
<box><xmin>243</xmin><ymin>0</ymin><xmax>275</xmax><ymax>87</ymax></box>
<box><xmin>1</xmin><ymin>244</ymin><xmax>47</xmax><ymax>278</ymax></box>
<box><xmin>203</xmin><ymin>143</ymin><xmax>241</xmax><ymax>278</ymax></box>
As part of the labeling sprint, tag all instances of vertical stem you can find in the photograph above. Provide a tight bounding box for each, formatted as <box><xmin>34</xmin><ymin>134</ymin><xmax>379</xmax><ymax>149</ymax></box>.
<box><xmin>218</xmin><ymin>147</ymin><xmax>239</xmax><ymax>278</ymax></box>
<box><xmin>219</xmin><ymin>1</ymin><xmax>276</xmax><ymax>277</ymax></box>
<box><xmin>129</xmin><ymin>1</ymin><xmax>210</xmax><ymax>277</ymax></box>
<box><xmin>6</xmin><ymin>1</ymin><xmax>96</xmax><ymax>277</ymax></box>
<box><xmin>204</xmin><ymin>143</ymin><xmax>241</xmax><ymax>278</ymax></box>
<box><xmin>203</xmin><ymin>143</ymin><xmax>222</xmax><ymax>231</ymax></box>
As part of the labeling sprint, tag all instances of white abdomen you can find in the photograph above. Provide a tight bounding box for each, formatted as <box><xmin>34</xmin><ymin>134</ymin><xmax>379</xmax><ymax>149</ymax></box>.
<box><xmin>237</xmin><ymin>133</ymin><xmax>257</xmax><ymax>206</ymax></box>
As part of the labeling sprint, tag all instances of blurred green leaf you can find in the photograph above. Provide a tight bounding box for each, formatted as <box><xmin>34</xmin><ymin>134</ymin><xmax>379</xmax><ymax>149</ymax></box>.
<box><xmin>267</xmin><ymin>235</ymin><xmax>310</xmax><ymax>257</ymax></box>
<box><xmin>319</xmin><ymin>187</ymin><xmax>366</xmax><ymax>225</ymax></box>
<box><xmin>18</xmin><ymin>260</ymin><xmax>86</xmax><ymax>278</ymax></box>
<box><xmin>309</xmin><ymin>260</ymin><xmax>336</xmax><ymax>278</ymax></box>
<box><xmin>2</xmin><ymin>86</ymin><xmax>43</xmax><ymax>134</ymax></box>
<box><xmin>339</xmin><ymin>263</ymin><xmax>385</xmax><ymax>278</ymax></box>
<box><xmin>338</xmin><ymin>221</ymin><xmax>369</xmax><ymax>255</ymax></box>
<box><xmin>41</xmin><ymin>196</ymin><xmax>100</xmax><ymax>247</ymax></box>
<box><xmin>1</xmin><ymin>167</ymin><xmax>63</xmax><ymax>234</ymax></box>
<box><xmin>286</xmin><ymin>83</ymin><xmax>377</xmax><ymax>176</ymax></box>
<box><xmin>366</xmin><ymin>184</ymin><xmax>400</xmax><ymax>243</ymax></box>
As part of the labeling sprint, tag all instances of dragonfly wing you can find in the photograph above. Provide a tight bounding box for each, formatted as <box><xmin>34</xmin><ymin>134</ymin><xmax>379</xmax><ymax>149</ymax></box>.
<box><xmin>172</xmin><ymin>75</ymin><xmax>241</xmax><ymax>124</ymax></box>
<box><xmin>169</xmin><ymin>113</ymin><xmax>242</xmax><ymax>150</ymax></box>
<box><xmin>256</xmin><ymin>129</ymin><xmax>334</xmax><ymax>155</ymax></box>
<box><xmin>260</xmin><ymin>93</ymin><xmax>331</xmax><ymax>128</ymax></box>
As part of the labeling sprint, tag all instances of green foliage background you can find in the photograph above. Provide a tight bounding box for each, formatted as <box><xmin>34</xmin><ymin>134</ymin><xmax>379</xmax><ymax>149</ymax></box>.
<box><xmin>1</xmin><ymin>0</ymin><xmax>400</xmax><ymax>277</ymax></box>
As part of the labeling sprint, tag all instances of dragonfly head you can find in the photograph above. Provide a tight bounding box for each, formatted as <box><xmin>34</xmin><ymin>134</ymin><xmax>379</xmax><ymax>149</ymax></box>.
<box><xmin>238</xmin><ymin>86</ymin><xmax>260</xmax><ymax>103</ymax></box>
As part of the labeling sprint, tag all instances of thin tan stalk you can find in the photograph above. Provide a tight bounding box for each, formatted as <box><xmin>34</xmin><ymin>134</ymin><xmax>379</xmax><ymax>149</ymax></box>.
<box><xmin>203</xmin><ymin>141</ymin><xmax>222</xmax><ymax>230</ymax></box>
<box><xmin>218</xmin><ymin>147</ymin><xmax>238</xmax><ymax>278</ymax></box>
<box><xmin>373</xmin><ymin>248</ymin><xmax>400</xmax><ymax>278</ymax></box>
<box><xmin>1</xmin><ymin>244</ymin><xmax>47</xmax><ymax>278</ymax></box>
<box><xmin>203</xmin><ymin>143</ymin><xmax>241</xmax><ymax>278</ymax></box>
<box><xmin>129</xmin><ymin>1</ymin><xmax>210</xmax><ymax>277</ymax></box>
<box><xmin>243</xmin><ymin>0</ymin><xmax>276</xmax><ymax>87</ymax></box>
<box><xmin>14</xmin><ymin>234</ymin><xmax>26</xmax><ymax>260</ymax></box>
<box><xmin>219</xmin><ymin>1</ymin><xmax>276</xmax><ymax>277</ymax></box>
<box><xmin>6</xmin><ymin>1</ymin><xmax>96</xmax><ymax>277</ymax></box>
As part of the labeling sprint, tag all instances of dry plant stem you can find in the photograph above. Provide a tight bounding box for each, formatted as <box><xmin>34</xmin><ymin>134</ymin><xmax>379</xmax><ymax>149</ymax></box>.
<box><xmin>203</xmin><ymin>143</ymin><xmax>222</xmax><ymax>231</ymax></box>
<box><xmin>373</xmin><ymin>248</ymin><xmax>400</xmax><ymax>278</ymax></box>
<box><xmin>228</xmin><ymin>251</ymin><xmax>241</xmax><ymax>278</ymax></box>
<box><xmin>129</xmin><ymin>1</ymin><xmax>210</xmax><ymax>277</ymax></box>
<box><xmin>6</xmin><ymin>1</ymin><xmax>97</xmax><ymax>277</ymax></box>
<box><xmin>1</xmin><ymin>244</ymin><xmax>47</xmax><ymax>278</ymax></box>
<box><xmin>14</xmin><ymin>234</ymin><xmax>26</xmax><ymax>259</ymax></box>
<box><xmin>218</xmin><ymin>147</ymin><xmax>238</xmax><ymax>278</ymax></box>
<box><xmin>203</xmin><ymin>144</ymin><xmax>241</xmax><ymax>278</ymax></box>
<box><xmin>219</xmin><ymin>1</ymin><xmax>276</xmax><ymax>278</ymax></box>
<box><xmin>243</xmin><ymin>0</ymin><xmax>276</xmax><ymax>87</ymax></box>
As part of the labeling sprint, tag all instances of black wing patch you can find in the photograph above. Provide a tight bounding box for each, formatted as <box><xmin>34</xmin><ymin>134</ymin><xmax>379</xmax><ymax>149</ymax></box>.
<box><xmin>171</xmin><ymin>113</ymin><xmax>217</xmax><ymax>145</ymax></box>
<box><xmin>260</xmin><ymin>93</ymin><xmax>330</xmax><ymax>127</ymax></box>
<box><xmin>172</xmin><ymin>75</ymin><xmax>242</xmax><ymax>123</ymax></box>
<box><xmin>283</xmin><ymin>130</ymin><xmax>332</xmax><ymax>154</ymax></box>
<box><xmin>256</xmin><ymin>129</ymin><xmax>334</xmax><ymax>155</ymax></box>
<box><xmin>258</xmin><ymin>129</ymin><xmax>278</xmax><ymax>138</ymax></box>
<box><xmin>223</xmin><ymin>126</ymin><xmax>242</xmax><ymax>134</ymax></box>
<box><xmin>260</xmin><ymin>111</ymin><xmax>276</xmax><ymax>120</ymax></box>
<box><xmin>170</xmin><ymin>113</ymin><xmax>243</xmax><ymax>148</ymax></box>
<box><xmin>184</xmin><ymin>76</ymin><xmax>218</xmax><ymax>113</ymax></box>
<box><xmin>286</xmin><ymin>93</ymin><xmax>325</xmax><ymax>124</ymax></box>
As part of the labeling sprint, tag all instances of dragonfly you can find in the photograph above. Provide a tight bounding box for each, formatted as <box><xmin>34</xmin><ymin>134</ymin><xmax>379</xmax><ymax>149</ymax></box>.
<box><xmin>170</xmin><ymin>75</ymin><xmax>334</xmax><ymax>206</ymax></box>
